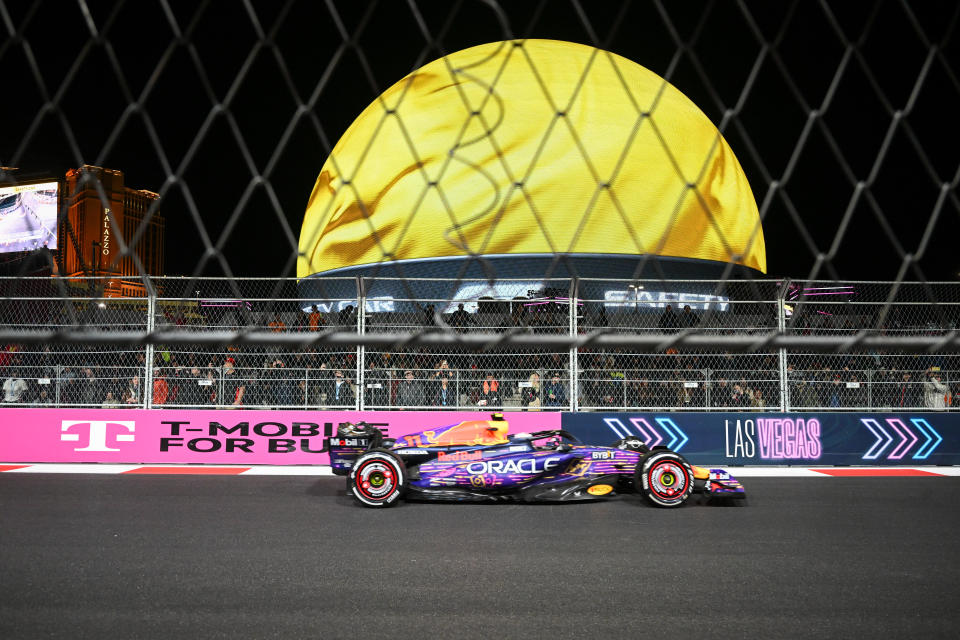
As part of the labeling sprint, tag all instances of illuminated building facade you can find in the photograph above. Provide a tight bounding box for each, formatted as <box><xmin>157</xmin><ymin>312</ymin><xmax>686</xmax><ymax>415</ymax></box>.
<box><xmin>60</xmin><ymin>165</ymin><xmax>164</xmax><ymax>297</ymax></box>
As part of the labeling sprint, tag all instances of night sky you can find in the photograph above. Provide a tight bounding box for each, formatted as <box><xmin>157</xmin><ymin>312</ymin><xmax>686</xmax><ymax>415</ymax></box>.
<box><xmin>1</xmin><ymin>0</ymin><xmax>958</xmax><ymax>281</ymax></box>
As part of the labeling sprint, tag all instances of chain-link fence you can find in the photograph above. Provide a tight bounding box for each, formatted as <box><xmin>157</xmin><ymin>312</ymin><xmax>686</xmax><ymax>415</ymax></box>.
<box><xmin>0</xmin><ymin>276</ymin><xmax>956</xmax><ymax>411</ymax></box>
<box><xmin>1</xmin><ymin>2</ymin><xmax>959</xmax><ymax>409</ymax></box>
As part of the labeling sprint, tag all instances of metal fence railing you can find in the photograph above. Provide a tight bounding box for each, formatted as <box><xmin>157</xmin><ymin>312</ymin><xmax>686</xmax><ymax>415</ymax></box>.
<box><xmin>0</xmin><ymin>277</ymin><xmax>957</xmax><ymax>412</ymax></box>
<box><xmin>1</xmin><ymin>361</ymin><xmax>952</xmax><ymax>412</ymax></box>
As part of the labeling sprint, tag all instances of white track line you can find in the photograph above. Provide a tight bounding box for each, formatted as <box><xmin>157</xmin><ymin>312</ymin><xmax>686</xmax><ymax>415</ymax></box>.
<box><xmin>241</xmin><ymin>466</ymin><xmax>334</xmax><ymax>476</ymax></box>
<box><xmin>723</xmin><ymin>467</ymin><xmax>825</xmax><ymax>477</ymax></box>
<box><xmin>3</xmin><ymin>464</ymin><xmax>142</xmax><ymax>474</ymax></box>
<box><xmin>923</xmin><ymin>467</ymin><xmax>960</xmax><ymax>476</ymax></box>
<box><xmin>0</xmin><ymin>463</ymin><xmax>957</xmax><ymax>477</ymax></box>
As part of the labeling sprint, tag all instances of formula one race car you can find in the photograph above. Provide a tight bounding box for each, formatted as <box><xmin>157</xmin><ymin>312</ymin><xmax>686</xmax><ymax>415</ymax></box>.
<box><xmin>327</xmin><ymin>415</ymin><xmax>745</xmax><ymax>508</ymax></box>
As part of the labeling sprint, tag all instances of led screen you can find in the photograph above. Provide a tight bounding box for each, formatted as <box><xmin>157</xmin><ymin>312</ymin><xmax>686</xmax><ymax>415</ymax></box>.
<box><xmin>299</xmin><ymin>40</ymin><xmax>765</xmax><ymax>281</ymax></box>
<box><xmin>0</xmin><ymin>181</ymin><xmax>58</xmax><ymax>253</ymax></box>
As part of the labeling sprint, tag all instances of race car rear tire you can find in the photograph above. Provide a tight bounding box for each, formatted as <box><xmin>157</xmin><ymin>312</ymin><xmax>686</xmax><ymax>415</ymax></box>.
<box><xmin>636</xmin><ymin>450</ymin><xmax>694</xmax><ymax>508</ymax></box>
<box><xmin>347</xmin><ymin>448</ymin><xmax>407</xmax><ymax>508</ymax></box>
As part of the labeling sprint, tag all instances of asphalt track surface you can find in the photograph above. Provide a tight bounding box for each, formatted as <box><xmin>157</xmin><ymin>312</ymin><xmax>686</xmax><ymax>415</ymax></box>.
<box><xmin>2</xmin><ymin>475</ymin><xmax>959</xmax><ymax>639</ymax></box>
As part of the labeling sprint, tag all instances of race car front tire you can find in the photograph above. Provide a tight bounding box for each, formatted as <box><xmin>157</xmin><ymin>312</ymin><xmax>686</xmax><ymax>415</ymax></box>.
<box><xmin>347</xmin><ymin>448</ymin><xmax>407</xmax><ymax>508</ymax></box>
<box><xmin>636</xmin><ymin>450</ymin><xmax>694</xmax><ymax>508</ymax></box>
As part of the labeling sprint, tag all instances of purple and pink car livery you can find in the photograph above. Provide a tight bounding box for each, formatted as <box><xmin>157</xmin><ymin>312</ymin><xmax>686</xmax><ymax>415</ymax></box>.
<box><xmin>328</xmin><ymin>415</ymin><xmax>745</xmax><ymax>508</ymax></box>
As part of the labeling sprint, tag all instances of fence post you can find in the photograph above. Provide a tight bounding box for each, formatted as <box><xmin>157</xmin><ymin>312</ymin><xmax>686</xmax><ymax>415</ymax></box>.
<box><xmin>145</xmin><ymin>292</ymin><xmax>156</xmax><ymax>409</ymax></box>
<box><xmin>705</xmin><ymin>368</ymin><xmax>711</xmax><ymax>409</ymax></box>
<box><xmin>620</xmin><ymin>367</ymin><xmax>627</xmax><ymax>409</ymax></box>
<box><xmin>55</xmin><ymin>363</ymin><xmax>63</xmax><ymax>407</ymax></box>
<box><xmin>357</xmin><ymin>276</ymin><xmax>365</xmax><ymax>411</ymax></box>
<box><xmin>569</xmin><ymin>277</ymin><xmax>579</xmax><ymax>412</ymax></box>
<box><xmin>777</xmin><ymin>282</ymin><xmax>789</xmax><ymax>413</ymax></box>
<box><xmin>218</xmin><ymin>366</ymin><xmax>224</xmax><ymax>409</ymax></box>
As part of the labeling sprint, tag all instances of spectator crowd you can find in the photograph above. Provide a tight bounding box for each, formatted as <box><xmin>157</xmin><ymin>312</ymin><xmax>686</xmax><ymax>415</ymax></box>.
<box><xmin>1</xmin><ymin>300</ymin><xmax>958</xmax><ymax>411</ymax></box>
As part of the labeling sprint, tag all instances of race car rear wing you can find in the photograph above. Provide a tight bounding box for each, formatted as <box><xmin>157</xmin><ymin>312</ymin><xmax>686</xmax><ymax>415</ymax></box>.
<box><xmin>328</xmin><ymin>422</ymin><xmax>385</xmax><ymax>476</ymax></box>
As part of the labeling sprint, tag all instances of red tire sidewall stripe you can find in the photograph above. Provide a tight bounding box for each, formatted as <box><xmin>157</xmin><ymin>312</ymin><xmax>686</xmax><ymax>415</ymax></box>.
<box><xmin>647</xmin><ymin>458</ymin><xmax>691</xmax><ymax>502</ymax></box>
<box><xmin>353</xmin><ymin>456</ymin><xmax>401</xmax><ymax>502</ymax></box>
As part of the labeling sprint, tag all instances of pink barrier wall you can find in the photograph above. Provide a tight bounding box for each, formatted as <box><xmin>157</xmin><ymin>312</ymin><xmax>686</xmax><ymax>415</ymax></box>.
<box><xmin>0</xmin><ymin>409</ymin><xmax>560</xmax><ymax>465</ymax></box>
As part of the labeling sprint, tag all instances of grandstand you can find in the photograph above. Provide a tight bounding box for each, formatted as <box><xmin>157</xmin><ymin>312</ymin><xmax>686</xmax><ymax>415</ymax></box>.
<box><xmin>0</xmin><ymin>277</ymin><xmax>956</xmax><ymax>412</ymax></box>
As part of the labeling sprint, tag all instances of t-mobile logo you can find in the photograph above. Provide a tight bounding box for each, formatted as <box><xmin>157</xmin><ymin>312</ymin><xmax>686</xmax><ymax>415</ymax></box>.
<box><xmin>60</xmin><ymin>420</ymin><xmax>136</xmax><ymax>452</ymax></box>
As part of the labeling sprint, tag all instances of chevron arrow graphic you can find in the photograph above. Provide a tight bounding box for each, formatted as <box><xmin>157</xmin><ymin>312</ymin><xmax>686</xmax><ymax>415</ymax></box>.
<box><xmin>655</xmin><ymin>417</ymin><xmax>689</xmax><ymax>452</ymax></box>
<box><xmin>629</xmin><ymin>417</ymin><xmax>663</xmax><ymax>447</ymax></box>
<box><xmin>910</xmin><ymin>418</ymin><xmax>943</xmax><ymax>460</ymax></box>
<box><xmin>886</xmin><ymin>418</ymin><xmax>918</xmax><ymax>460</ymax></box>
<box><xmin>602</xmin><ymin>418</ymin><xmax>630</xmax><ymax>440</ymax></box>
<box><xmin>861</xmin><ymin>418</ymin><xmax>893</xmax><ymax>460</ymax></box>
